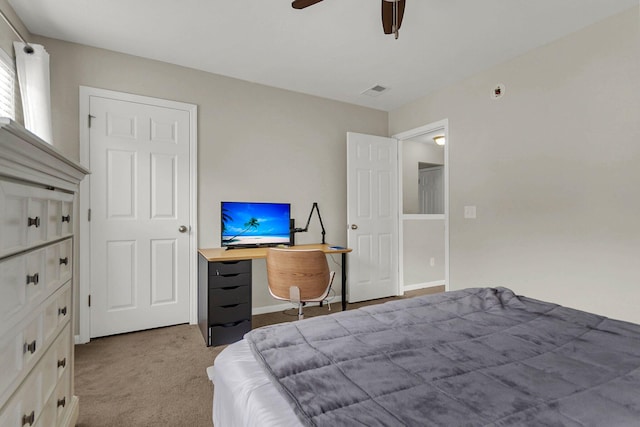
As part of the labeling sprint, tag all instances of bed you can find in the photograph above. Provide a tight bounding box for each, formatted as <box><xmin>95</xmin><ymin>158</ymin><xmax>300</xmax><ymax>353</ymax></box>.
<box><xmin>208</xmin><ymin>287</ymin><xmax>640</xmax><ymax>426</ymax></box>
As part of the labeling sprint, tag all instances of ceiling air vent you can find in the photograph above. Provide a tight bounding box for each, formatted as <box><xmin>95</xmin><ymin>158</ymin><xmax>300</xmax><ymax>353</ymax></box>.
<box><xmin>361</xmin><ymin>84</ymin><xmax>389</xmax><ymax>97</ymax></box>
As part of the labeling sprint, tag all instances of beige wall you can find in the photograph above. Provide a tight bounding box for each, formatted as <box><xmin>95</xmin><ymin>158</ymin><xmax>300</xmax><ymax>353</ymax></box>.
<box><xmin>35</xmin><ymin>36</ymin><xmax>387</xmax><ymax>311</ymax></box>
<box><xmin>390</xmin><ymin>7</ymin><xmax>640</xmax><ymax>323</ymax></box>
<box><xmin>403</xmin><ymin>219</ymin><xmax>445</xmax><ymax>286</ymax></box>
<box><xmin>0</xmin><ymin>0</ymin><xmax>29</xmax><ymax>57</ymax></box>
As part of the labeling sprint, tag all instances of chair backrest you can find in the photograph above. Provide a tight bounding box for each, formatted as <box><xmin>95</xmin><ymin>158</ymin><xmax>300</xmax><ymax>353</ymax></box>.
<box><xmin>266</xmin><ymin>248</ymin><xmax>331</xmax><ymax>301</ymax></box>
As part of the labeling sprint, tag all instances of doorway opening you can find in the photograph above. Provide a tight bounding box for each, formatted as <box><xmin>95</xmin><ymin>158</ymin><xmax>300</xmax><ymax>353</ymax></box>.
<box><xmin>393</xmin><ymin>119</ymin><xmax>449</xmax><ymax>293</ymax></box>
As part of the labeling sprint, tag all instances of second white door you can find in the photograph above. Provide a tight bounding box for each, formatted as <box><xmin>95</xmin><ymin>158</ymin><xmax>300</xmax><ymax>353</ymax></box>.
<box><xmin>346</xmin><ymin>132</ymin><xmax>399</xmax><ymax>303</ymax></box>
<box><xmin>89</xmin><ymin>95</ymin><xmax>192</xmax><ymax>338</ymax></box>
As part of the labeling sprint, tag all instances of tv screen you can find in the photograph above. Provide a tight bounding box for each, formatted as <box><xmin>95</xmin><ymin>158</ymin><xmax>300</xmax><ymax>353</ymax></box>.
<box><xmin>221</xmin><ymin>201</ymin><xmax>291</xmax><ymax>248</ymax></box>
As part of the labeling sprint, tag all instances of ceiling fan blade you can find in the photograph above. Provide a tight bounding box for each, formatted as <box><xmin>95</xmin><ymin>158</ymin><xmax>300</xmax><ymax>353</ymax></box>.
<box><xmin>292</xmin><ymin>0</ymin><xmax>324</xmax><ymax>9</ymax></box>
<box><xmin>382</xmin><ymin>0</ymin><xmax>405</xmax><ymax>34</ymax></box>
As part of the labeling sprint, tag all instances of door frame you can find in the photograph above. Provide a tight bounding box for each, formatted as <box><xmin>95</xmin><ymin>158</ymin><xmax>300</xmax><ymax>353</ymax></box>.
<box><xmin>77</xmin><ymin>86</ymin><xmax>198</xmax><ymax>344</ymax></box>
<box><xmin>393</xmin><ymin>119</ymin><xmax>449</xmax><ymax>292</ymax></box>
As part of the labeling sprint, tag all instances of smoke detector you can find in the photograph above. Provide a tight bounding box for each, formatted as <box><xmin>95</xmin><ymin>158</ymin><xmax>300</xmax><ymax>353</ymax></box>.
<box><xmin>491</xmin><ymin>83</ymin><xmax>505</xmax><ymax>99</ymax></box>
<box><xmin>361</xmin><ymin>85</ymin><xmax>389</xmax><ymax>97</ymax></box>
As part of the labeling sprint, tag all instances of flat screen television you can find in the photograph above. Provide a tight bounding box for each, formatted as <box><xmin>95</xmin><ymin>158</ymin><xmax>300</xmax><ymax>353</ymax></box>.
<box><xmin>221</xmin><ymin>201</ymin><xmax>292</xmax><ymax>248</ymax></box>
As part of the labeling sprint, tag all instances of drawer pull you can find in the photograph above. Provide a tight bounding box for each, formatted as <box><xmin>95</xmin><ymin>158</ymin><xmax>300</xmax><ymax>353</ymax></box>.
<box><xmin>24</xmin><ymin>340</ymin><xmax>37</xmax><ymax>354</ymax></box>
<box><xmin>28</xmin><ymin>216</ymin><xmax>40</xmax><ymax>228</ymax></box>
<box><xmin>26</xmin><ymin>273</ymin><xmax>39</xmax><ymax>285</ymax></box>
<box><xmin>218</xmin><ymin>273</ymin><xmax>240</xmax><ymax>278</ymax></box>
<box><xmin>22</xmin><ymin>410</ymin><xmax>35</xmax><ymax>426</ymax></box>
<box><xmin>221</xmin><ymin>303</ymin><xmax>240</xmax><ymax>309</ymax></box>
<box><xmin>61</xmin><ymin>214</ymin><xmax>71</xmax><ymax>223</ymax></box>
<box><xmin>58</xmin><ymin>357</ymin><xmax>67</xmax><ymax>368</ymax></box>
<box><xmin>57</xmin><ymin>397</ymin><xmax>66</xmax><ymax>408</ymax></box>
<box><xmin>59</xmin><ymin>306</ymin><xmax>68</xmax><ymax>316</ymax></box>
<box><xmin>59</xmin><ymin>257</ymin><xmax>69</xmax><ymax>265</ymax></box>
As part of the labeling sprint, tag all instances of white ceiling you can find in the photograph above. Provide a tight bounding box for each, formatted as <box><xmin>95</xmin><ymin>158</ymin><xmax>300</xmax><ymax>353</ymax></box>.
<box><xmin>9</xmin><ymin>0</ymin><xmax>637</xmax><ymax>111</ymax></box>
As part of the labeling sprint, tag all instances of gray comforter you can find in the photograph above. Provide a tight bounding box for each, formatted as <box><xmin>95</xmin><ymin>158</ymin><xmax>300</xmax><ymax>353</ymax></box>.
<box><xmin>245</xmin><ymin>287</ymin><xmax>640</xmax><ymax>426</ymax></box>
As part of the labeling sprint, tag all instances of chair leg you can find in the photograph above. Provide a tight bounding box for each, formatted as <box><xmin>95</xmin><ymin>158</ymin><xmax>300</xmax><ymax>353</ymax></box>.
<box><xmin>298</xmin><ymin>303</ymin><xmax>304</xmax><ymax>320</ymax></box>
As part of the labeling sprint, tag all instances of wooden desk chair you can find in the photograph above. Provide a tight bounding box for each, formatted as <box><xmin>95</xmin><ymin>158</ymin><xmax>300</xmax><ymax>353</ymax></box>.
<box><xmin>266</xmin><ymin>248</ymin><xmax>336</xmax><ymax>320</ymax></box>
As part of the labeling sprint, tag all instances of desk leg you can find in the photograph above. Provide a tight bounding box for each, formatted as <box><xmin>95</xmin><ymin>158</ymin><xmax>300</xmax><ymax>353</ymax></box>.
<box><xmin>341</xmin><ymin>253</ymin><xmax>347</xmax><ymax>311</ymax></box>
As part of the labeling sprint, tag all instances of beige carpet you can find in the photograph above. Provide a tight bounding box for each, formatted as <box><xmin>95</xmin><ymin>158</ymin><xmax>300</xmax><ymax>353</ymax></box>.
<box><xmin>75</xmin><ymin>286</ymin><xmax>444</xmax><ymax>426</ymax></box>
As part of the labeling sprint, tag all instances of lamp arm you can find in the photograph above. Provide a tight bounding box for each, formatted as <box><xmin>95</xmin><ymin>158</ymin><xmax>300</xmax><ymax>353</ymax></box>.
<box><xmin>292</xmin><ymin>202</ymin><xmax>326</xmax><ymax>244</ymax></box>
<box><xmin>313</xmin><ymin>203</ymin><xmax>326</xmax><ymax>244</ymax></box>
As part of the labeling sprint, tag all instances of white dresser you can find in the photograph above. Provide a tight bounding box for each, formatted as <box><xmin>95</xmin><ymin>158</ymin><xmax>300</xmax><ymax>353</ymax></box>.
<box><xmin>0</xmin><ymin>119</ymin><xmax>88</xmax><ymax>427</ymax></box>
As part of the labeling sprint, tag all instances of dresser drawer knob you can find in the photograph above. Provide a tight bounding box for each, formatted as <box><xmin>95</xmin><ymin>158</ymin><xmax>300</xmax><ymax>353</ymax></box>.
<box><xmin>26</xmin><ymin>273</ymin><xmax>39</xmax><ymax>285</ymax></box>
<box><xmin>59</xmin><ymin>257</ymin><xmax>69</xmax><ymax>265</ymax></box>
<box><xmin>58</xmin><ymin>357</ymin><xmax>67</xmax><ymax>368</ymax></box>
<box><xmin>27</xmin><ymin>216</ymin><xmax>40</xmax><ymax>228</ymax></box>
<box><xmin>22</xmin><ymin>410</ymin><xmax>35</xmax><ymax>426</ymax></box>
<box><xmin>58</xmin><ymin>306</ymin><xmax>67</xmax><ymax>316</ymax></box>
<box><xmin>61</xmin><ymin>214</ymin><xmax>71</xmax><ymax>223</ymax></box>
<box><xmin>57</xmin><ymin>397</ymin><xmax>66</xmax><ymax>408</ymax></box>
<box><xmin>24</xmin><ymin>340</ymin><xmax>37</xmax><ymax>354</ymax></box>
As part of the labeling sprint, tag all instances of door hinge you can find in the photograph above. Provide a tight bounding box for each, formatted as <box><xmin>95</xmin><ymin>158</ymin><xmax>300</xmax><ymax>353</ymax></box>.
<box><xmin>88</xmin><ymin>114</ymin><xmax>95</xmax><ymax>128</ymax></box>
<box><xmin>88</xmin><ymin>294</ymin><xmax>91</xmax><ymax>307</ymax></box>
<box><xmin>88</xmin><ymin>208</ymin><xmax>91</xmax><ymax>222</ymax></box>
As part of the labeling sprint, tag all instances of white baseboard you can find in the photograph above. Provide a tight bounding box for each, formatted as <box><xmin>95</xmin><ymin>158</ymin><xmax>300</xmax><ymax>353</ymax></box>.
<box><xmin>403</xmin><ymin>281</ymin><xmax>445</xmax><ymax>293</ymax></box>
<box><xmin>252</xmin><ymin>295</ymin><xmax>343</xmax><ymax>315</ymax></box>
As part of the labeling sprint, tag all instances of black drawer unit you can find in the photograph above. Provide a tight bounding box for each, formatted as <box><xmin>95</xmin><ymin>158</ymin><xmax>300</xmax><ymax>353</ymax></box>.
<box><xmin>198</xmin><ymin>254</ymin><xmax>252</xmax><ymax>346</ymax></box>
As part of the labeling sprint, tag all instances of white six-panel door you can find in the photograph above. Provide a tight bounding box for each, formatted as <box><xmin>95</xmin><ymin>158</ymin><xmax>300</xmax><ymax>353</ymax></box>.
<box><xmin>89</xmin><ymin>96</ymin><xmax>191</xmax><ymax>338</ymax></box>
<box><xmin>346</xmin><ymin>132</ymin><xmax>399</xmax><ymax>302</ymax></box>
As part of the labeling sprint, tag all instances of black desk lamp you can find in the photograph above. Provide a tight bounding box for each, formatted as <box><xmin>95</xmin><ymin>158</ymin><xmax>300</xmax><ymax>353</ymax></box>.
<box><xmin>292</xmin><ymin>202</ymin><xmax>326</xmax><ymax>244</ymax></box>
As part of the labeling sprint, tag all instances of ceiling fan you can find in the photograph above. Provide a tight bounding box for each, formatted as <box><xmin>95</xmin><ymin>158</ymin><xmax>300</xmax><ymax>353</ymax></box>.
<box><xmin>292</xmin><ymin>0</ymin><xmax>406</xmax><ymax>39</ymax></box>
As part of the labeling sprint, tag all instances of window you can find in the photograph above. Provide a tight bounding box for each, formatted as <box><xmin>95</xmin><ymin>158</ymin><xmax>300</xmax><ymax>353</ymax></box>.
<box><xmin>0</xmin><ymin>48</ymin><xmax>16</xmax><ymax>120</ymax></box>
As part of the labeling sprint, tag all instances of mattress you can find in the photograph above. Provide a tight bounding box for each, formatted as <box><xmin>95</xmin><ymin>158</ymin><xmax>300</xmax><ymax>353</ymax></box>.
<box><xmin>209</xmin><ymin>338</ymin><xmax>302</xmax><ymax>427</ymax></box>
<box><xmin>211</xmin><ymin>287</ymin><xmax>640</xmax><ymax>426</ymax></box>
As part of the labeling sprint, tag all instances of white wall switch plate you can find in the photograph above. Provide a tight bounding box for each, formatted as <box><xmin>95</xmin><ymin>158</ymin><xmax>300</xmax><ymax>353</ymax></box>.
<box><xmin>464</xmin><ymin>205</ymin><xmax>477</xmax><ymax>219</ymax></box>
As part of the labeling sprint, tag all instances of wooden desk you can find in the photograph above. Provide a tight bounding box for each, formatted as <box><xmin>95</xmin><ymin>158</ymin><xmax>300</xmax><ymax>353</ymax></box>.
<box><xmin>198</xmin><ymin>244</ymin><xmax>352</xmax><ymax>310</ymax></box>
<box><xmin>198</xmin><ymin>244</ymin><xmax>352</xmax><ymax>346</ymax></box>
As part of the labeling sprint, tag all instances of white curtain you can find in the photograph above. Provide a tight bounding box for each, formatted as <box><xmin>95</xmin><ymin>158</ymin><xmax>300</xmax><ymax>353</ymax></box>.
<box><xmin>13</xmin><ymin>42</ymin><xmax>52</xmax><ymax>144</ymax></box>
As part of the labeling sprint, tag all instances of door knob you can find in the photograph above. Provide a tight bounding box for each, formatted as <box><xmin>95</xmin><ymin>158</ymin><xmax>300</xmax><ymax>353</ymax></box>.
<box><xmin>178</xmin><ymin>225</ymin><xmax>188</xmax><ymax>233</ymax></box>
<box><xmin>350</xmin><ymin>224</ymin><xmax>358</xmax><ymax>230</ymax></box>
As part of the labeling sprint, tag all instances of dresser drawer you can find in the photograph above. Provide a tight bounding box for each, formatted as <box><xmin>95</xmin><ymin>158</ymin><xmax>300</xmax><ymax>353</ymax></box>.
<box><xmin>26</xmin><ymin>249</ymin><xmax>46</xmax><ymax>305</ymax></box>
<box><xmin>1</xmin><ymin>282</ymin><xmax>70</xmax><ymax>406</ymax></box>
<box><xmin>209</xmin><ymin>320</ymin><xmax>251</xmax><ymax>347</ymax></box>
<box><xmin>2</xmin><ymin>244</ymin><xmax>72</xmax><ymax>330</ymax></box>
<box><xmin>0</xmin><ymin>323</ymin><xmax>71</xmax><ymax>427</ymax></box>
<box><xmin>208</xmin><ymin>260</ymin><xmax>251</xmax><ymax>276</ymax></box>
<box><xmin>210</xmin><ymin>285</ymin><xmax>250</xmax><ymax>306</ymax></box>
<box><xmin>0</xmin><ymin>297</ymin><xmax>45</xmax><ymax>405</ymax></box>
<box><xmin>209</xmin><ymin>302</ymin><xmax>250</xmax><ymax>325</ymax></box>
<box><xmin>40</xmin><ymin>368</ymin><xmax>70</xmax><ymax>427</ymax></box>
<box><xmin>0</xmin><ymin>326</ymin><xmax>24</xmax><ymax>405</ymax></box>
<box><xmin>0</xmin><ymin>355</ymin><xmax>42</xmax><ymax>427</ymax></box>
<box><xmin>43</xmin><ymin>282</ymin><xmax>71</xmax><ymax>344</ymax></box>
<box><xmin>21</xmin><ymin>314</ymin><xmax>43</xmax><ymax>370</ymax></box>
<box><xmin>44</xmin><ymin>239</ymin><xmax>72</xmax><ymax>294</ymax></box>
<box><xmin>46</xmin><ymin>200</ymin><xmax>73</xmax><ymax>241</ymax></box>
<box><xmin>53</xmin><ymin>326</ymin><xmax>71</xmax><ymax>382</ymax></box>
<box><xmin>57</xmin><ymin>240</ymin><xmax>72</xmax><ymax>285</ymax></box>
<box><xmin>39</xmin><ymin>325</ymin><xmax>72</xmax><ymax>427</ymax></box>
<box><xmin>0</xmin><ymin>255</ymin><xmax>27</xmax><ymax>324</ymax></box>
<box><xmin>209</xmin><ymin>272</ymin><xmax>251</xmax><ymax>289</ymax></box>
<box><xmin>0</xmin><ymin>180</ymin><xmax>74</xmax><ymax>258</ymax></box>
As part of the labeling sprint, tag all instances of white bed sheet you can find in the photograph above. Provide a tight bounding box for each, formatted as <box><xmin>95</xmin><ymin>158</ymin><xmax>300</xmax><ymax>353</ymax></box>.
<box><xmin>208</xmin><ymin>339</ymin><xmax>303</xmax><ymax>427</ymax></box>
